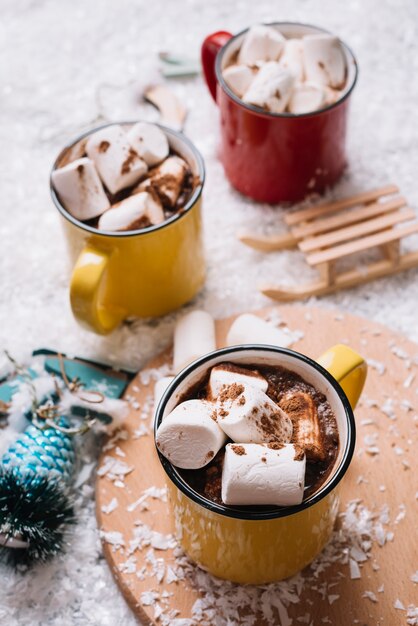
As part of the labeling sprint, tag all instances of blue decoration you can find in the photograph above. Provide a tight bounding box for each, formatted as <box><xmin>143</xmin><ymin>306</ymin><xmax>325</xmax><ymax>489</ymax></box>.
<box><xmin>2</xmin><ymin>420</ymin><xmax>75</xmax><ymax>484</ymax></box>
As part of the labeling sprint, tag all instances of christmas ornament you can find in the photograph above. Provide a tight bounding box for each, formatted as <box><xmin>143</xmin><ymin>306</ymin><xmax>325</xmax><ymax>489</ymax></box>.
<box><xmin>0</xmin><ymin>349</ymin><xmax>132</xmax><ymax>565</ymax></box>
<box><xmin>0</xmin><ymin>420</ymin><xmax>75</xmax><ymax>564</ymax></box>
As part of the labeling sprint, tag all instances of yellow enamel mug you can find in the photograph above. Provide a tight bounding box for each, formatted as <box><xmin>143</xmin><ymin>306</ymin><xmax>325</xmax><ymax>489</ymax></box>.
<box><xmin>50</xmin><ymin>122</ymin><xmax>206</xmax><ymax>334</ymax></box>
<box><xmin>155</xmin><ymin>343</ymin><xmax>367</xmax><ymax>584</ymax></box>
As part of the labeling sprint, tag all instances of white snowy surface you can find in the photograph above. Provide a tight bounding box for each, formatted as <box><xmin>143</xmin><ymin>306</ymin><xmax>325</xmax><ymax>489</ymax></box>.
<box><xmin>0</xmin><ymin>0</ymin><xmax>417</xmax><ymax>624</ymax></box>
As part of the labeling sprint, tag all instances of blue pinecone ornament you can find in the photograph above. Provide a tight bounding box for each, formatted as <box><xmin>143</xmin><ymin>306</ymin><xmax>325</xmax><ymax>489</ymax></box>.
<box><xmin>0</xmin><ymin>419</ymin><xmax>75</xmax><ymax>564</ymax></box>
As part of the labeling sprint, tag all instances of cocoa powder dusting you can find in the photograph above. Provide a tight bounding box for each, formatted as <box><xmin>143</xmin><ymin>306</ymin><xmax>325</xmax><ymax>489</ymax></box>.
<box><xmin>231</xmin><ymin>445</ymin><xmax>246</xmax><ymax>456</ymax></box>
<box><xmin>98</xmin><ymin>140</ymin><xmax>110</xmax><ymax>153</ymax></box>
<box><xmin>293</xmin><ymin>445</ymin><xmax>305</xmax><ymax>462</ymax></box>
<box><xmin>121</xmin><ymin>148</ymin><xmax>138</xmax><ymax>174</ymax></box>
<box><xmin>218</xmin><ymin>383</ymin><xmax>244</xmax><ymax>403</ymax></box>
<box><xmin>267</xmin><ymin>442</ymin><xmax>285</xmax><ymax>450</ymax></box>
<box><xmin>178</xmin><ymin>362</ymin><xmax>339</xmax><ymax>506</ymax></box>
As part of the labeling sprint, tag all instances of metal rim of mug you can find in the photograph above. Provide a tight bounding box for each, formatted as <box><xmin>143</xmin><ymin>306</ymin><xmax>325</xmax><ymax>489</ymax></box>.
<box><xmin>154</xmin><ymin>344</ymin><xmax>356</xmax><ymax>521</ymax></box>
<box><xmin>50</xmin><ymin>121</ymin><xmax>205</xmax><ymax>238</ymax></box>
<box><xmin>215</xmin><ymin>21</ymin><xmax>359</xmax><ymax>119</ymax></box>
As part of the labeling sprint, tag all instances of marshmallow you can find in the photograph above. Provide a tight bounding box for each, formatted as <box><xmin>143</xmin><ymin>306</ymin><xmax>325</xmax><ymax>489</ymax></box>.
<box><xmin>238</xmin><ymin>25</ymin><xmax>285</xmax><ymax>66</ymax></box>
<box><xmin>173</xmin><ymin>310</ymin><xmax>216</xmax><ymax>374</ymax></box>
<box><xmin>279</xmin><ymin>38</ymin><xmax>305</xmax><ymax>82</ymax></box>
<box><xmin>136</xmin><ymin>156</ymin><xmax>188</xmax><ymax>208</ymax></box>
<box><xmin>223</xmin><ymin>65</ymin><xmax>256</xmax><ymax>98</ymax></box>
<box><xmin>323</xmin><ymin>86</ymin><xmax>343</xmax><ymax>106</ymax></box>
<box><xmin>208</xmin><ymin>363</ymin><xmax>268</xmax><ymax>399</ymax></box>
<box><xmin>127</xmin><ymin>122</ymin><xmax>169</xmax><ymax>167</ymax></box>
<box><xmin>279</xmin><ymin>391</ymin><xmax>325</xmax><ymax>461</ymax></box>
<box><xmin>86</xmin><ymin>125</ymin><xmax>148</xmax><ymax>194</ymax></box>
<box><xmin>222</xmin><ymin>443</ymin><xmax>306</xmax><ymax>506</ymax></box>
<box><xmin>226</xmin><ymin>313</ymin><xmax>294</xmax><ymax>348</ymax></box>
<box><xmin>243</xmin><ymin>63</ymin><xmax>294</xmax><ymax>113</ymax></box>
<box><xmin>52</xmin><ymin>157</ymin><xmax>110</xmax><ymax>221</ymax></box>
<box><xmin>216</xmin><ymin>382</ymin><xmax>292</xmax><ymax>444</ymax></box>
<box><xmin>153</xmin><ymin>376</ymin><xmax>175</xmax><ymax>421</ymax></box>
<box><xmin>302</xmin><ymin>34</ymin><xmax>346</xmax><ymax>89</ymax></box>
<box><xmin>288</xmin><ymin>82</ymin><xmax>326</xmax><ymax>114</ymax></box>
<box><xmin>98</xmin><ymin>192</ymin><xmax>164</xmax><ymax>231</ymax></box>
<box><xmin>156</xmin><ymin>400</ymin><xmax>226</xmax><ymax>469</ymax></box>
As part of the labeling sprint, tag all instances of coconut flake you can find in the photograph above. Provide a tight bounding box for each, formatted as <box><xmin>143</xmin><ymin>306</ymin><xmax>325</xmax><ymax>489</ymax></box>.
<box><xmin>363</xmin><ymin>591</ymin><xmax>378</xmax><ymax>603</ymax></box>
<box><xmin>140</xmin><ymin>590</ymin><xmax>159</xmax><ymax>606</ymax></box>
<box><xmin>349</xmin><ymin>559</ymin><xmax>361</xmax><ymax>579</ymax></box>
<box><xmin>367</xmin><ymin>359</ymin><xmax>386</xmax><ymax>375</ymax></box>
<box><xmin>101</xmin><ymin>497</ymin><xmax>118</xmax><ymax>514</ymax></box>
<box><xmin>394</xmin><ymin>599</ymin><xmax>406</xmax><ymax>610</ymax></box>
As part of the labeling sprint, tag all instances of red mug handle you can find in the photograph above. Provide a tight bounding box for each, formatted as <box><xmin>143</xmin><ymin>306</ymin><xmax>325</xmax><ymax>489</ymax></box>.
<box><xmin>201</xmin><ymin>31</ymin><xmax>233</xmax><ymax>103</ymax></box>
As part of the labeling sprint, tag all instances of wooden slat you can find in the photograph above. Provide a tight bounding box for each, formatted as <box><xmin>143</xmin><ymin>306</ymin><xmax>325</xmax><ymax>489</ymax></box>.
<box><xmin>261</xmin><ymin>249</ymin><xmax>418</xmax><ymax>300</ymax></box>
<box><xmin>306</xmin><ymin>221</ymin><xmax>418</xmax><ymax>266</ymax></box>
<box><xmin>238</xmin><ymin>231</ymin><xmax>297</xmax><ymax>252</ymax></box>
<box><xmin>284</xmin><ymin>185</ymin><xmax>399</xmax><ymax>226</ymax></box>
<box><xmin>299</xmin><ymin>208</ymin><xmax>416</xmax><ymax>253</ymax></box>
<box><xmin>291</xmin><ymin>196</ymin><xmax>406</xmax><ymax>239</ymax></box>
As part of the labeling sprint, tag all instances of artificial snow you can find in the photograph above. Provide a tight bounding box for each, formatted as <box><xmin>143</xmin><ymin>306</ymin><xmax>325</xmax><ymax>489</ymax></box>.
<box><xmin>1</xmin><ymin>0</ymin><xmax>418</xmax><ymax>624</ymax></box>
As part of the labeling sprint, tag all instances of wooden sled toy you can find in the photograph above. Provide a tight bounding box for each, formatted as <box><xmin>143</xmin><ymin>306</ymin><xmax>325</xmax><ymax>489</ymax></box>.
<box><xmin>239</xmin><ymin>185</ymin><xmax>418</xmax><ymax>301</ymax></box>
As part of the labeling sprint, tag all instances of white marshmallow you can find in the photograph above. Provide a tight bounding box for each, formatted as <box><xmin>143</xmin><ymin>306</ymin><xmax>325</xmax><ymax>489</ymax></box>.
<box><xmin>86</xmin><ymin>125</ymin><xmax>148</xmax><ymax>194</ymax></box>
<box><xmin>222</xmin><ymin>443</ymin><xmax>306</xmax><ymax>506</ymax></box>
<box><xmin>279</xmin><ymin>38</ymin><xmax>305</xmax><ymax>82</ymax></box>
<box><xmin>127</xmin><ymin>122</ymin><xmax>169</xmax><ymax>167</ymax></box>
<box><xmin>223</xmin><ymin>65</ymin><xmax>256</xmax><ymax>98</ymax></box>
<box><xmin>52</xmin><ymin>157</ymin><xmax>110</xmax><ymax>221</ymax></box>
<box><xmin>156</xmin><ymin>400</ymin><xmax>226</xmax><ymax>469</ymax></box>
<box><xmin>153</xmin><ymin>376</ymin><xmax>175</xmax><ymax>422</ymax></box>
<box><xmin>173</xmin><ymin>310</ymin><xmax>216</xmax><ymax>374</ymax></box>
<box><xmin>323</xmin><ymin>86</ymin><xmax>343</xmax><ymax>106</ymax></box>
<box><xmin>302</xmin><ymin>34</ymin><xmax>346</xmax><ymax>89</ymax></box>
<box><xmin>216</xmin><ymin>382</ymin><xmax>292</xmax><ymax>444</ymax></box>
<box><xmin>136</xmin><ymin>155</ymin><xmax>188</xmax><ymax>208</ymax></box>
<box><xmin>238</xmin><ymin>25</ymin><xmax>285</xmax><ymax>65</ymax></box>
<box><xmin>288</xmin><ymin>82</ymin><xmax>326</xmax><ymax>114</ymax></box>
<box><xmin>226</xmin><ymin>313</ymin><xmax>294</xmax><ymax>348</ymax></box>
<box><xmin>98</xmin><ymin>192</ymin><xmax>164</xmax><ymax>231</ymax></box>
<box><xmin>243</xmin><ymin>63</ymin><xmax>294</xmax><ymax>113</ymax></box>
<box><xmin>209</xmin><ymin>363</ymin><xmax>268</xmax><ymax>399</ymax></box>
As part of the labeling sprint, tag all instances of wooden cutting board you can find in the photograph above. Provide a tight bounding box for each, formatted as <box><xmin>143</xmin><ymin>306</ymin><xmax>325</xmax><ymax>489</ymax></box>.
<box><xmin>96</xmin><ymin>305</ymin><xmax>417</xmax><ymax>625</ymax></box>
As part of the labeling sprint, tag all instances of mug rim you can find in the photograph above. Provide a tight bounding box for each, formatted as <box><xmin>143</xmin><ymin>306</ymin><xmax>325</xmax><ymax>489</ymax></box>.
<box><xmin>154</xmin><ymin>344</ymin><xmax>356</xmax><ymax>521</ymax></box>
<box><xmin>49</xmin><ymin>121</ymin><xmax>205</xmax><ymax>238</ymax></box>
<box><xmin>215</xmin><ymin>21</ymin><xmax>359</xmax><ymax>119</ymax></box>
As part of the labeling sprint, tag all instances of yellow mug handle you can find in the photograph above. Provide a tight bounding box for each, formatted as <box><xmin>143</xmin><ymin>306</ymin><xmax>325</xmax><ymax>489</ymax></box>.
<box><xmin>316</xmin><ymin>344</ymin><xmax>367</xmax><ymax>409</ymax></box>
<box><xmin>70</xmin><ymin>244</ymin><xmax>126</xmax><ymax>334</ymax></box>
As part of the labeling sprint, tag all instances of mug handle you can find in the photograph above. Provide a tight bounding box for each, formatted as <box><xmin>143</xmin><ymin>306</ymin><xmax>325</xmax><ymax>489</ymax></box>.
<box><xmin>316</xmin><ymin>344</ymin><xmax>367</xmax><ymax>409</ymax></box>
<box><xmin>201</xmin><ymin>31</ymin><xmax>233</xmax><ymax>102</ymax></box>
<box><xmin>70</xmin><ymin>244</ymin><xmax>126</xmax><ymax>335</ymax></box>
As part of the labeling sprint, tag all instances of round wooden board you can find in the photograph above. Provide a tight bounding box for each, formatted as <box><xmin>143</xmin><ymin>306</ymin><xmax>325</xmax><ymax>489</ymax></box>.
<box><xmin>96</xmin><ymin>305</ymin><xmax>417</xmax><ymax>625</ymax></box>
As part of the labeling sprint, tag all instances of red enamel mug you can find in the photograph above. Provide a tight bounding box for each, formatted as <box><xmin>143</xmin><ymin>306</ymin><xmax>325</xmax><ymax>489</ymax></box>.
<box><xmin>201</xmin><ymin>23</ymin><xmax>358</xmax><ymax>203</ymax></box>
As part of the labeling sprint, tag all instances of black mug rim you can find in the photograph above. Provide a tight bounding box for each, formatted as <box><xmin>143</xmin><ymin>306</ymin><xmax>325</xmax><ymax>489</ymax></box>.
<box><xmin>215</xmin><ymin>21</ymin><xmax>359</xmax><ymax>119</ymax></box>
<box><xmin>154</xmin><ymin>345</ymin><xmax>356</xmax><ymax>521</ymax></box>
<box><xmin>49</xmin><ymin>121</ymin><xmax>205</xmax><ymax>238</ymax></box>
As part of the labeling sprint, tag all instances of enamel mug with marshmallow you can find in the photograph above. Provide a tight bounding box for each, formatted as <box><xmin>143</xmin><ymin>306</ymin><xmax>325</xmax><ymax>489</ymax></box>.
<box><xmin>201</xmin><ymin>23</ymin><xmax>358</xmax><ymax>203</ymax></box>
<box><xmin>50</xmin><ymin>122</ymin><xmax>205</xmax><ymax>334</ymax></box>
<box><xmin>155</xmin><ymin>343</ymin><xmax>367</xmax><ymax>584</ymax></box>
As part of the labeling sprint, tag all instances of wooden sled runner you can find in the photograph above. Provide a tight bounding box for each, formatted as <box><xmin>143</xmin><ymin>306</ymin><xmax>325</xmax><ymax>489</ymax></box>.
<box><xmin>239</xmin><ymin>185</ymin><xmax>418</xmax><ymax>301</ymax></box>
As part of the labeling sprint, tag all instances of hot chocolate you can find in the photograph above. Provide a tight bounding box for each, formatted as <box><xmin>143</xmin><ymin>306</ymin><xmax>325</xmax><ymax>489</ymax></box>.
<box><xmin>52</xmin><ymin>122</ymin><xmax>197</xmax><ymax>232</ymax></box>
<box><xmin>222</xmin><ymin>24</ymin><xmax>348</xmax><ymax>115</ymax></box>
<box><xmin>156</xmin><ymin>361</ymin><xmax>339</xmax><ymax>508</ymax></box>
